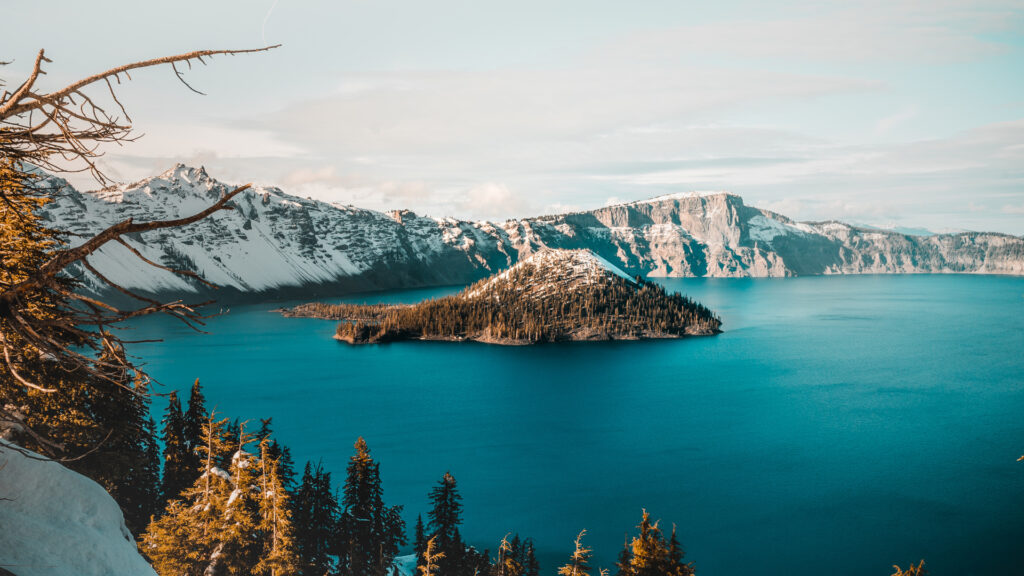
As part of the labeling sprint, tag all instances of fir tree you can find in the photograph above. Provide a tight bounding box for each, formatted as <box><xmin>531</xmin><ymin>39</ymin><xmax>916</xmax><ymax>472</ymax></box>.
<box><xmin>254</xmin><ymin>418</ymin><xmax>297</xmax><ymax>495</ymax></box>
<box><xmin>143</xmin><ymin>413</ymin><xmax>233</xmax><ymax>575</ymax></box>
<box><xmin>216</xmin><ymin>423</ymin><xmax>262</xmax><ymax>574</ymax></box>
<box><xmin>293</xmin><ymin>461</ymin><xmax>340</xmax><ymax>576</ymax></box>
<box><xmin>338</xmin><ymin>437</ymin><xmax>406</xmax><ymax>576</ymax></box>
<box><xmin>427</xmin><ymin>471</ymin><xmax>464</xmax><ymax>575</ymax></box>
<box><xmin>161</xmin><ymin>391</ymin><xmax>192</xmax><ymax>502</ymax></box>
<box><xmin>667</xmin><ymin>525</ymin><xmax>693</xmax><ymax>576</ymax></box>
<box><xmin>414</xmin><ymin>515</ymin><xmax>428</xmax><ymax>573</ymax></box>
<box><xmin>497</xmin><ymin>533</ymin><xmax>522</xmax><ymax>576</ymax></box>
<box><xmin>183</xmin><ymin>378</ymin><xmax>207</xmax><ymax>468</ymax></box>
<box><xmin>109</xmin><ymin>374</ymin><xmax>163</xmax><ymax>535</ymax></box>
<box><xmin>614</xmin><ymin>536</ymin><xmax>632</xmax><ymax>576</ymax></box>
<box><xmin>254</xmin><ymin>438</ymin><xmax>301</xmax><ymax>576</ymax></box>
<box><xmin>524</xmin><ymin>540</ymin><xmax>540</xmax><ymax>576</ymax></box>
<box><xmin>621</xmin><ymin>511</ymin><xmax>694</xmax><ymax>576</ymax></box>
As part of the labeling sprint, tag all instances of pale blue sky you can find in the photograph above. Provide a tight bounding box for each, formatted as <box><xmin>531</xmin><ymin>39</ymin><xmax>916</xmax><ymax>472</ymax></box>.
<box><xmin>5</xmin><ymin>0</ymin><xmax>1024</xmax><ymax>232</ymax></box>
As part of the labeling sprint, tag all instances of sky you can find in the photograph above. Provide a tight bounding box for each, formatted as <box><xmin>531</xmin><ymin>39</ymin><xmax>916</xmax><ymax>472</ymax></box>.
<box><xmin>4</xmin><ymin>0</ymin><xmax>1024</xmax><ymax>233</ymax></box>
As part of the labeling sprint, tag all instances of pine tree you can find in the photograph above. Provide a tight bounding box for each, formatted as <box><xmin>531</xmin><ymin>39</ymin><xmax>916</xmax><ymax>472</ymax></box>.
<box><xmin>614</xmin><ymin>536</ymin><xmax>632</xmax><ymax>576</ymax></box>
<box><xmin>254</xmin><ymin>438</ymin><xmax>301</xmax><ymax>576</ymax></box>
<box><xmin>667</xmin><ymin>525</ymin><xmax>693</xmax><ymax>576</ymax></box>
<box><xmin>161</xmin><ymin>391</ymin><xmax>192</xmax><ymax>502</ymax></box>
<box><xmin>524</xmin><ymin>540</ymin><xmax>539</xmax><ymax>576</ymax></box>
<box><xmin>427</xmin><ymin>471</ymin><xmax>464</xmax><ymax>575</ymax></box>
<box><xmin>183</xmin><ymin>378</ymin><xmax>207</xmax><ymax>469</ymax></box>
<box><xmin>497</xmin><ymin>533</ymin><xmax>522</xmax><ymax>576</ymax></box>
<box><xmin>254</xmin><ymin>418</ymin><xmax>297</xmax><ymax>495</ymax></box>
<box><xmin>143</xmin><ymin>413</ymin><xmax>233</xmax><ymax>575</ymax></box>
<box><xmin>414</xmin><ymin>515</ymin><xmax>428</xmax><ymax>574</ymax></box>
<box><xmin>558</xmin><ymin>530</ymin><xmax>592</xmax><ymax>576</ymax></box>
<box><xmin>109</xmin><ymin>374</ymin><xmax>163</xmax><ymax>536</ymax></box>
<box><xmin>338</xmin><ymin>437</ymin><xmax>406</xmax><ymax>576</ymax></box>
<box><xmin>293</xmin><ymin>461</ymin><xmax>340</xmax><ymax>576</ymax></box>
<box><xmin>623</xmin><ymin>511</ymin><xmax>693</xmax><ymax>576</ymax></box>
<box><xmin>216</xmin><ymin>423</ymin><xmax>262</xmax><ymax>574</ymax></box>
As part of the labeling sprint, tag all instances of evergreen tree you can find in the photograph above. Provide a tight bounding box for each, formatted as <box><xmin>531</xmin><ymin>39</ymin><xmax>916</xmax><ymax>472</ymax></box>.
<box><xmin>524</xmin><ymin>540</ymin><xmax>539</xmax><ymax>576</ymax></box>
<box><xmin>183</xmin><ymin>378</ymin><xmax>207</xmax><ymax>468</ymax></box>
<box><xmin>667</xmin><ymin>525</ymin><xmax>693</xmax><ymax>576</ymax></box>
<box><xmin>293</xmin><ymin>461</ymin><xmax>340</xmax><ymax>576</ymax></box>
<box><xmin>254</xmin><ymin>418</ymin><xmax>297</xmax><ymax>495</ymax></box>
<box><xmin>620</xmin><ymin>511</ymin><xmax>694</xmax><ymax>576</ymax></box>
<box><xmin>161</xmin><ymin>391</ymin><xmax>192</xmax><ymax>502</ymax></box>
<box><xmin>107</xmin><ymin>374</ymin><xmax>163</xmax><ymax>536</ymax></box>
<box><xmin>427</xmin><ymin>471</ymin><xmax>464</xmax><ymax>575</ymax></box>
<box><xmin>338</xmin><ymin>437</ymin><xmax>406</xmax><ymax>576</ymax></box>
<box><xmin>614</xmin><ymin>536</ymin><xmax>632</xmax><ymax>576</ymax></box>
<box><xmin>143</xmin><ymin>414</ymin><xmax>233</xmax><ymax>575</ymax></box>
<box><xmin>216</xmin><ymin>423</ymin><xmax>262</xmax><ymax>574</ymax></box>
<box><xmin>497</xmin><ymin>534</ymin><xmax>522</xmax><ymax>576</ymax></box>
<box><xmin>414</xmin><ymin>515</ymin><xmax>428</xmax><ymax>573</ymax></box>
<box><xmin>558</xmin><ymin>531</ymin><xmax>591</xmax><ymax>576</ymax></box>
<box><xmin>254</xmin><ymin>438</ymin><xmax>301</xmax><ymax>576</ymax></box>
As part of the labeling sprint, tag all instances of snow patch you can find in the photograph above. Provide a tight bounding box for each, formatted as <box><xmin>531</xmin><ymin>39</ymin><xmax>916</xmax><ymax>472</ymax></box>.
<box><xmin>0</xmin><ymin>441</ymin><xmax>158</xmax><ymax>576</ymax></box>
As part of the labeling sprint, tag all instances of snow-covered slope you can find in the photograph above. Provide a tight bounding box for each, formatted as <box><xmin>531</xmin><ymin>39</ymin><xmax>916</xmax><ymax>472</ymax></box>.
<box><xmin>465</xmin><ymin>249</ymin><xmax>636</xmax><ymax>300</ymax></box>
<box><xmin>0</xmin><ymin>442</ymin><xmax>157</xmax><ymax>576</ymax></box>
<box><xmin>36</xmin><ymin>165</ymin><xmax>1024</xmax><ymax>300</ymax></box>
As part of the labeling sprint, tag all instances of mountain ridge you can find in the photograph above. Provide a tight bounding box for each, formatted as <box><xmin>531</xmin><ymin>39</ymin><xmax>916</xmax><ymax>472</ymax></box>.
<box><xmin>36</xmin><ymin>164</ymin><xmax>1024</xmax><ymax>301</ymax></box>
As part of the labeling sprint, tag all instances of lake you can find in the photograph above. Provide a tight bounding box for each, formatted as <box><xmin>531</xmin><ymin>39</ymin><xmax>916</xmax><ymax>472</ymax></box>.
<box><xmin>127</xmin><ymin>275</ymin><xmax>1024</xmax><ymax>576</ymax></box>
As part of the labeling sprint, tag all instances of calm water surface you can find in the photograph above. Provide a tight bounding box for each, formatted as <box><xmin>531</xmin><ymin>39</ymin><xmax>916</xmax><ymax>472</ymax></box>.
<box><xmin>128</xmin><ymin>275</ymin><xmax>1024</xmax><ymax>576</ymax></box>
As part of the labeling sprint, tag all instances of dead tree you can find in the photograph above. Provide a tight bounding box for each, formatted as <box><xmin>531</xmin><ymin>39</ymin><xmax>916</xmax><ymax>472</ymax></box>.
<box><xmin>0</xmin><ymin>45</ymin><xmax>277</xmax><ymax>455</ymax></box>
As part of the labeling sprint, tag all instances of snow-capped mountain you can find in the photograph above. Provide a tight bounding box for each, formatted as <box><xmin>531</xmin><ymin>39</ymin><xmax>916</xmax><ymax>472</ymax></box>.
<box><xmin>37</xmin><ymin>164</ymin><xmax>1024</xmax><ymax>300</ymax></box>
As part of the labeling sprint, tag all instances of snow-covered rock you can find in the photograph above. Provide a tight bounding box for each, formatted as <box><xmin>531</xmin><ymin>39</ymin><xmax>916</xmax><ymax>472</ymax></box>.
<box><xmin>0</xmin><ymin>441</ymin><xmax>157</xmax><ymax>576</ymax></box>
<box><xmin>35</xmin><ymin>165</ymin><xmax>1024</xmax><ymax>301</ymax></box>
<box><xmin>465</xmin><ymin>249</ymin><xmax>636</xmax><ymax>300</ymax></box>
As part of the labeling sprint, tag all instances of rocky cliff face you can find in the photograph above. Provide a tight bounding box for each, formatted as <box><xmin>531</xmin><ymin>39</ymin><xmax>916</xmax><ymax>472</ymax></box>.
<box><xmin>37</xmin><ymin>165</ymin><xmax>1024</xmax><ymax>300</ymax></box>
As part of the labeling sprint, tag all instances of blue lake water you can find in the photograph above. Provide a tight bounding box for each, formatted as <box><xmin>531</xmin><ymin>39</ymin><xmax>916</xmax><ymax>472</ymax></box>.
<box><xmin>127</xmin><ymin>275</ymin><xmax>1024</xmax><ymax>576</ymax></box>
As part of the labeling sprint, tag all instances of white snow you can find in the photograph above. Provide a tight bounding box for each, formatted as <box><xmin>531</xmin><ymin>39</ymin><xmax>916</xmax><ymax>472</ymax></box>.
<box><xmin>0</xmin><ymin>441</ymin><xmax>158</xmax><ymax>576</ymax></box>
<box><xmin>626</xmin><ymin>190</ymin><xmax>734</xmax><ymax>206</ymax></box>
<box><xmin>225</xmin><ymin>488</ymin><xmax>243</xmax><ymax>509</ymax></box>
<box><xmin>747</xmin><ymin>214</ymin><xmax>808</xmax><ymax>242</ymax></box>
<box><xmin>464</xmin><ymin>249</ymin><xmax>635</xmax><ymax>299</ymax></box>
<box><xmin>201</xmin><ymin>466</ymin><xmax>231</xmax><ymax>481</ymax></box>
<box><xmin>394</xmin><ymin>554</ymin><xmax>417</xmax><ymax>576</ymax></box>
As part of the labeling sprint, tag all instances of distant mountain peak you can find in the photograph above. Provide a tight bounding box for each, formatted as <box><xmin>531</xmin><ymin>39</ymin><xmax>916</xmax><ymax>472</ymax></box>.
<box><xmin>625</xmin><ymin>190</ymin><xmax>739</xmax><ymax>206</ymax></box>
<box><xmin>159</xmin><ymin>163</ymin><xmax>210</xmax><ymax>181</ymax></box>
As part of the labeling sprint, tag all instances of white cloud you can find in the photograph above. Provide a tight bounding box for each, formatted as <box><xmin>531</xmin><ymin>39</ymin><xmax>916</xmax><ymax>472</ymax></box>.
<box><xmin>455</xmin><ymin>182</ymin><xmax>531</xmax><ymax>221</ymax></box>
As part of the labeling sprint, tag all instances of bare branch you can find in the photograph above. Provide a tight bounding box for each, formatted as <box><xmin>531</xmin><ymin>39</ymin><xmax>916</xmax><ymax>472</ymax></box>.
<box><xmin>1</xmin><ymin>46</ymin><xmax>279</xmax><ymax>120</ymax></box>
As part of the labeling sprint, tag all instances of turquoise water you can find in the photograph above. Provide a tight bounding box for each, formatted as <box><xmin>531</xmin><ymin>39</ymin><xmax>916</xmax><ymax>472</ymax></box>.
<box><xmin>128</xmin><ymin>275</ymin><xmax>1024</xmax><ymax>575</ymax></box>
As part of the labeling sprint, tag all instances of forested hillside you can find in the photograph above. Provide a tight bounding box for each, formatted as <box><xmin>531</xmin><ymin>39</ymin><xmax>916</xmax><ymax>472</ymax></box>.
<box><xmin>285</xmin><ymin>250</ymin><xmax>722</xmax><ymax>344</ymax></box>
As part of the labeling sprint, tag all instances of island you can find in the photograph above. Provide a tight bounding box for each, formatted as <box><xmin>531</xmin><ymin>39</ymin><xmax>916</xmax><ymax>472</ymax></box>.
<box><xmin>281</xmin><ymin>249</ymin><xmax>722</xmax><ymax>344</ymax></box>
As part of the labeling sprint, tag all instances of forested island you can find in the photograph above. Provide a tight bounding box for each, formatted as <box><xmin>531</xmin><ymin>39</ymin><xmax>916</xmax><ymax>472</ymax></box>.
<box><xmin>282</xmin><ymin>249</ymin><xmax>722</xmax><ymax>344</ymax></box>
